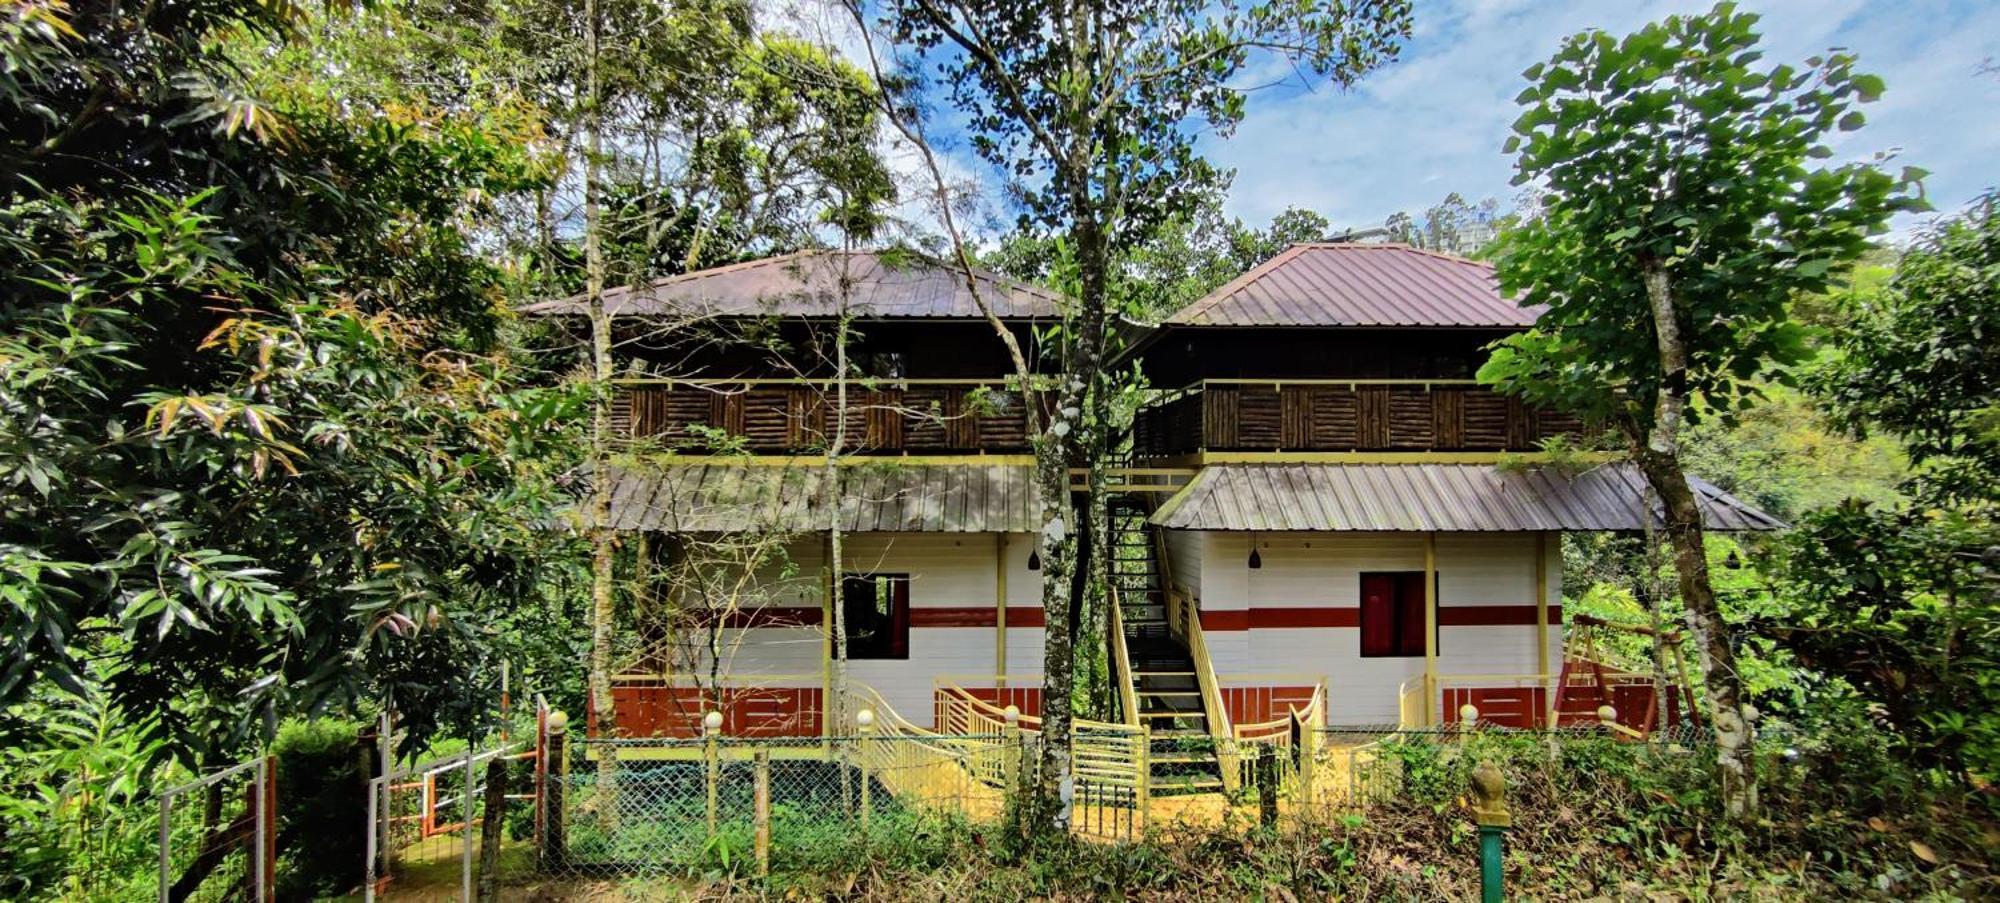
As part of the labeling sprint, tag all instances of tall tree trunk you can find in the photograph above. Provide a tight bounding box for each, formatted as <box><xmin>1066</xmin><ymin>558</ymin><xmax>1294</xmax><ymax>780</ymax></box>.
<box><xmin>827</xmin><ymin>251</ymin><xmax>853</xmax><ymax>733</ymax></box>
<box><xmin>582</xmin><ymin>0</ymin><xmax>618</xmax><ymax>803</ymax></box>
<box><xmin>1637</xmin><ymin>264</ymin><xmax>1757</xmax><ymax>818</ymax></box>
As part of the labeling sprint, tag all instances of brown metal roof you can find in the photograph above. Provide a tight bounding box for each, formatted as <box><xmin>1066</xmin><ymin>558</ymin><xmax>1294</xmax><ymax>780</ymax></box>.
<box><xmin>521</xmin><ymin>250</ymin><xmax>1063</xmax><ymax>320</ymax></box>
<box><xmin>1150</xmin><ymin>463</ymin><xmax>1783</xmax><ymax>532</ymax></box>
<box><xmin>1164</xmin><ymin>243</ymin><xmax>1538</xmax><ymax>328</ymax></box>
<box><xmin>600</xmin><ymin>461</ymin><xmax>1038</xmax><ymax>532</ymax></box>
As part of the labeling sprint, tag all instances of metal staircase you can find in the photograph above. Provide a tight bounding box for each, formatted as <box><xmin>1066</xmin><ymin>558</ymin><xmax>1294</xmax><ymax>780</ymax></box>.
<box><xmin>1108</xmin><ymin>496</ymin><xmax>1224</xmax><ymax>794</ymax></box>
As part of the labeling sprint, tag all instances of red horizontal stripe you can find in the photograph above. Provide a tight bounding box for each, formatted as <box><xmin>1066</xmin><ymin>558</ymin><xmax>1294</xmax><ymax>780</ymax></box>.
<box><xmin>1200</xmin><ymin>604</ymin><xmax>1562</xmax><ymax>631</ymax></box>
<box><xmin>910</xmin><ymin>607</ymin><xmax>997</xmax><ymax>627</ymax></box>
<box><xmin>714</xmin><ymin>607</ymin><xmax>823</xmax><ymax>628</ymax></box>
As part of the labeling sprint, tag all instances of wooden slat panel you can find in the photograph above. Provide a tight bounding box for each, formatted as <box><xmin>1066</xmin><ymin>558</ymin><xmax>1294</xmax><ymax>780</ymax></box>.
<box><xmin>1357</xmin><ymin>387</ymin><xmax>1391</xmax><ymax>449</ymax></box>
<box><xmin>740</xmin><ymin>390</ymin><xmax>792</xmax><ymax>450</ymax></box>
<box><xmin>1462</xmin><ymin>389</ymin><xmax>1511</xmax><ymax>449</ymax></box>
<box><xmin>1536</xmin><ymin>408</ymin><xmax>1584</xmax><ymax>444</ymax></box>
<box><xmin>947</xmin><ymin>389</ymin><xmax>981</xmax><ymax>448</ymax></box>
<box><xmin>902</xmin><ymin>386</ymin><xmax>953</xmax><ymax>451</ymax></box>
<box><xmin>1236</xmin><ymin>385</ymin><xmax>1282</xmax><ymax>449</ymax></box>
<box><xmin>1386</xmin><ymin>387</ymin><xmax>1433</xmax><ymax>449</ymax></box>
<box><xmin>869</xmin><ymin>389</ymin><xmax>904</xmax><ymax>449</ymax></box>
<box><xmin>1203</xmin><ymin>387</ymin><xmax>1239</xmax><ymax>448</ymax></box>
<box><xmin>1280</xmin><ymin>387</ymin><xmax>1314</xmax><ymax>449</ymax></box>
<box><xmin>1433</xmin><ymin>388</ymin><xmax>1465</xmax><ymax>449</ymax></box>
<box><xmin>1309</xmin><ymin>388</ymin><xmax>1359</xmax><ymax>449</ymax></box>
<box><xmin>1505</xmin><ymin>395</ymin><xmax>1535</xmax><ymax>449</ymax></box>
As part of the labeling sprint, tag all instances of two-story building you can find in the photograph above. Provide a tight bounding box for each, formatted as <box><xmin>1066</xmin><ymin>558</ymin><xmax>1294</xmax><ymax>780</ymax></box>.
<box><xmin>526</xmin><ymin>244</ymin><xmax>1777</xmax><ymax>759</ymax></box>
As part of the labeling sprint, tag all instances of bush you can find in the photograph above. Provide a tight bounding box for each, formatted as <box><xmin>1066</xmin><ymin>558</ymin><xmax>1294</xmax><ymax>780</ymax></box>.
<box><xmin>272</xmin><ymin>718</ymin><xmax>368</xmax><ymax>899</ymax></box>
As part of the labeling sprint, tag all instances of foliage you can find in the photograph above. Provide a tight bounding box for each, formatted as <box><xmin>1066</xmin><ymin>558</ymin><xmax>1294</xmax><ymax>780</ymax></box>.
<box><xmin>1481</xmin><ymin>2</ymin><xmax>1922</xmax><ymax>431</ymax></box>
<box><xmin>1383</xmin><ymin>191</ymin><xmax>1501</xmax><ymax>256</ymax></box>
<box><xmin>1820</xmin><ymin>193</ymin><xmax>2000</xmax><ymax>507</ymax></box>
<box><xmin>0</xmin><ymin>0</ymin><xmax>587</xmax><ymax>768</ymax></box>
<box><xmin>270</xmin><ymin>719</ymin><xmax>369</xmax><ymax>898</ymax></box>
<box><xmin>1763</xmin><ymin>502</ymin><xmax>2000</xmax><ymax>782</ymax></box>
<box><xmin>0</xmin><ymin>691</ymin><xmax>164</xmax><ymax>901</ymax></box>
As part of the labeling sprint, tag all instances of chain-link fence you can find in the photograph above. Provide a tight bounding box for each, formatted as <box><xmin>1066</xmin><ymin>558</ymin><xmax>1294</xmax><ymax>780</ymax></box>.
<box><xmin>156</xmin><ymin>757</ymin><xmax>274</xmax><ymax>902</ymax></box>
<box><xmin>538</xmin><ymin>729</ymin><xmax>1030</xmax><ymax>879</ymax></box>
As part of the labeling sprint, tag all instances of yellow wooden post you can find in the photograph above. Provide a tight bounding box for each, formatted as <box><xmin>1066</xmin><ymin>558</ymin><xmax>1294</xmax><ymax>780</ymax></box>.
<box><xmin>703</xmin><ymin>711</ymin><xmax>722</xmax><ymax>837</ymax></box>
<box><xmin>1534</xmin><ymin>531</ymin><xmax>1552</xmax><ymax>727</ymax></box>
<box><xmin>857</xmin><ymin>708</ymin><xmax>875</xmax><ymax>832</ymax></box>
<box><xmin>995</xmin><ymin>534</ymin><xmax>1008</xmax><ymax>688</ymax></box>
<box><xmin>1424</xmin><ymin>532</ymin><xmax>1439</xmax><ymax>727</ymax></box>
<box><xmin>753</xmin><ymin>750</ymin><xmax>771</xmax><ymax>878</ymax></box>
<box><xmin>822</xmin><ymin>532</ymin><xmax>834</xmax><ymax>739</ymax></box>
<box><xmin>1134</xmin><ymin>729</ymin><xmax>1151</xmax><ymax>831</ymax></box>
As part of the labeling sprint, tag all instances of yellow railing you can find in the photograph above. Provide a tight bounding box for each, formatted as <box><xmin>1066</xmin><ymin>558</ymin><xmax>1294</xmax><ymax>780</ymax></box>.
<box><xmin>1165</xmin><ymin>589</ymin><xmax>1238</xmax><ymax>793</ymax></box>
<box><xmin>1107</xmin><ymin>590</ymin><xmax>1141</xmax><ymax>727</ymax></box>
<box><xmin>1397</xmin><ymin>673</ymin><xmax>1561</xmax><ymax>729</ymax></box>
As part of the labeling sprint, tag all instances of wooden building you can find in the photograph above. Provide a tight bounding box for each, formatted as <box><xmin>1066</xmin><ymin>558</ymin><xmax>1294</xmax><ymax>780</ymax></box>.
<box><xmin>528</xmin><ymin>244</ymin><xmax>1778</xmax><ymax>776</ymax></box>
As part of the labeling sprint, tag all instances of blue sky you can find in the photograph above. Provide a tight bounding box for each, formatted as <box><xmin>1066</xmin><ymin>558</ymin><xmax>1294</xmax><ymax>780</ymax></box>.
<box><xmin>1201</xmin><ymin>0</ymin><xmax>2000</xmax><ymax>236</ymax></box>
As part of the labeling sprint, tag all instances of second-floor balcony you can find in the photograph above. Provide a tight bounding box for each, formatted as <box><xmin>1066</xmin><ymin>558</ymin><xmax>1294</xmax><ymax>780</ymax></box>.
<box><xmin>1133</xmin><ymin>380</ymin><xmax>1583</xmax><ymax>457</ymax></box>
<box><xmin>612</xmin><ymin>378</ymin><xmax>1050</xmax><ymax>454</ymax></box>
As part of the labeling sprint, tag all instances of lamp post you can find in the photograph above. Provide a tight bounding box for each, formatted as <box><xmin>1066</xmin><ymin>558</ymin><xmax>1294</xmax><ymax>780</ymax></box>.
<box><xmin>1469</xmin><ymin>760</ymin><xmax>1510</xmax><ymax>903</ymax></box>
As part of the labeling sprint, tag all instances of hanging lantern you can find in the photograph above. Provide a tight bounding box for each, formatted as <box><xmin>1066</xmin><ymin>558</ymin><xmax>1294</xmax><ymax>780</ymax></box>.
<box><xmin>1248</xmin><ymin>533</ymin><xmax>1262</xmax><ymax>569</ymax></box>
<box><xmin>1028</xmin><ymin>549</ymin><xmax>1041</xmax><ymax>571</ymax></box>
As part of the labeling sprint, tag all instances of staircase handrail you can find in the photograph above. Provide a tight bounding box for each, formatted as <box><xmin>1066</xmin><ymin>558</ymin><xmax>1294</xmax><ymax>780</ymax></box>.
<box><xmin>1166</xmin><ymin>588</ymin><xmax>1239</xmax><ymax>793</ymax></box>
<box><xmin>1108</xmin><ymin>587</ymin><xmax>1142</xmax><ymax>727</ymax></box>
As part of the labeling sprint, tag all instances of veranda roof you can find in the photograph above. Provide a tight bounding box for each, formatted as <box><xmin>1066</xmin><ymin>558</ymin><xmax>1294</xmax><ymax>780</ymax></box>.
<box><xmin>1149</xmin><ymin>463</ymin><xmax>1782</xmax><ymax>532</ymax></box>
<box><xmin>520</xmin><ymin>250</ymin><xmax>1063</xmax><ymax>320</ymax></box>
<box><xmin>1162</xmin><ymin>243</ymin><xmax>1538</xmax><ymax>328</ymax></box>
<box><xmin>600</xmin><ymin>461</ymin><xmax>1038</xmax><ymax>533</ymax></box>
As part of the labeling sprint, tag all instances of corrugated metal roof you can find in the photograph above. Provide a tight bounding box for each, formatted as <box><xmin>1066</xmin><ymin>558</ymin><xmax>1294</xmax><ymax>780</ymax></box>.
<box><xmin>1150</xmin><ymin>463</ymin><xmax>1783</xmax><ymax>532</ymax></box>
<box><xmin>521</xmin><ymin>250</ymin><xmax>1063</xmax><ymax>320</ymax></box>
<box><xmin>600</xmin><ymin>462</ymin><xmax>1038</xmax><ymax>532</ymax></box>
<box><xmin>1164</xmin><ymin>243</ymin><xmax>1539</xmax><ymax>328</ymax></box>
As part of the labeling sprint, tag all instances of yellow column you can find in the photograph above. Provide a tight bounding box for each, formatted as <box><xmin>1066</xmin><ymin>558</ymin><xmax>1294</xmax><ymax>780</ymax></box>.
<box><xmin>822</xmin><ymin>532</ymin><xmax>834</xmax><ymax>738</ymax></box>
<box><xmin>995</xmin><ymin>534</ymin><xmax>1009</xmax><ymax>688</ymax></box>
<box><xmin>1424</xmin><ymin>532</ymin><xmax>1439</xmax><ymax>726</ymax></box>
<box><xmin>1534</xmin><ymin>532</ymin><xmax>1550</xmax><ymax>677</ymax></box>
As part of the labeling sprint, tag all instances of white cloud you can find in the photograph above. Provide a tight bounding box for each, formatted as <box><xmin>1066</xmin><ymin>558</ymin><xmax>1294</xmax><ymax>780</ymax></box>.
<box><xmin>1210</xmin><ymin>0</ymin><xmax>1999</xmax><ymax>235</ymax></box>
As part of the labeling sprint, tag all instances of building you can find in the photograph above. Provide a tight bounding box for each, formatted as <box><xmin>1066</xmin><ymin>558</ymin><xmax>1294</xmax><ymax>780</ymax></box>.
<box><xmin>526</xmin><ymin>244</ymin><xmax>1777</xmax><ymax>763</ymax></box>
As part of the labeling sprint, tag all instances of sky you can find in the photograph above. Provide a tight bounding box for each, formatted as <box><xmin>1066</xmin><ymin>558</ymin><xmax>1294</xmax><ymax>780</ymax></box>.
<box><xmin>818</xmin><ymin>0</ymin><xmax>2000</xmax><ymax>242</ymax></box>
<box><xmin>1203</xmin><ymin>0</ymin><xmax>2000</xmax><ymax>236</ymax></box>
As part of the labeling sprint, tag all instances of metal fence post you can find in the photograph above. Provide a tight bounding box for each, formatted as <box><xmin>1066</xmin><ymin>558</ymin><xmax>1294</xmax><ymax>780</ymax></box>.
<box><xmin>461</xmin><ymin>749</ymin><xmax>475</xmax><ymax>902</ymax></box>
<box><xmin>364</xmin><ymin>775</ymin><xmax>379</xmax><ymax>903</ymax></box>
<box><xmin>753</xmin><ymin>750</ymin><xmax>772</xmax><ymax>878</ymax></box>
<box><xmin>157</xmin><ymin>793</ymin><xmax>171</xmax><ymax>903</ymax></box>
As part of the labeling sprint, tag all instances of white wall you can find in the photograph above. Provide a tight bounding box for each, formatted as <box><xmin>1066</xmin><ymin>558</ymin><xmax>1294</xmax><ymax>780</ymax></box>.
<box><xmin>695</xmin><ymin>532</ymin><xmax>1044</xmax><ymax>728</ymax></box>
<box><xmin>1171</xmin><ymin>530</ymin><xmax>1564</xmax><ymax>725</ymax></box>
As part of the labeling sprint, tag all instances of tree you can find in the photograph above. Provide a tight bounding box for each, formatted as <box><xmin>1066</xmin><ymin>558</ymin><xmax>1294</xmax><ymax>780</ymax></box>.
<box><xmin>1383</xmin><ymin>192</ymin><xmax>1501</xmax><ymax>256</ymax></box>
<box><xmin>1821</xmin><ymin>193</ymin><xmax>2000</xmax><ymax>507</ymax></box>
<box><xmin>864</xmin><ymin>0</ymin><xmax>1410</xmax><ymax>829</ymax></box>
<box><xmin>0</xmin><ymin>0</ymin><xmax>584</xmax><ymax>762</ymax></box>
<box><xmin>1479</xmin><ymin>3</ymin><xmax>1922</xmax><ymax>817</ymax></box>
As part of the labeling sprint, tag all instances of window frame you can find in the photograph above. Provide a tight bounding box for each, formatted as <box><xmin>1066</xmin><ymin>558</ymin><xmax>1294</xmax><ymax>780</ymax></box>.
<box><xmin>1358</xmin><ymin>570</ymin><xmax>1435</xmax><ymax>658</ymax></box>
<box><xmin>840</xmin><ymin>572</ymin><xmax>911</xmax><ymax>661</ymax></box>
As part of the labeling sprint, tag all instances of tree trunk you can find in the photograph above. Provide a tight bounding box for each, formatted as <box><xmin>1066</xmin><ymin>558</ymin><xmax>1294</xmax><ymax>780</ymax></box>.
<box><xmin>582</xmin><ymin>0</ymin><xmax>618</xmax><ymax>802</ymax></box>
<box><xmin>1638</xmin><ymin>264</ymin><xmax>1757</xmax><ymax>818</ymax></box>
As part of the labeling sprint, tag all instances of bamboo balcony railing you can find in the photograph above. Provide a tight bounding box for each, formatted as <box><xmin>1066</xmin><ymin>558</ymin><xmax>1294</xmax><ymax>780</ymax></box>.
<box><xmin>611</xmin><ymin>377</ymin><xmax>1052</xmax><ymax>453</ymax></box>
<box><xmin>1133</xmin><ymin>378</ymin><xmax>1585</xmax><ymax>456</ymax></box>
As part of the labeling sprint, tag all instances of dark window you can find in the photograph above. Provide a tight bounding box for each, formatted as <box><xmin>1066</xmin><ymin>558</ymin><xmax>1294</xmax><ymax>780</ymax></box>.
<box><xmin>1359</xmin><ymin>572</ymin><xmax>1431</xmax><ymax>657</ymax></box>
<box><xmin>841</xmin><ymin>574</ymin><xmax>910</xmax><ymax>660</ymax></box>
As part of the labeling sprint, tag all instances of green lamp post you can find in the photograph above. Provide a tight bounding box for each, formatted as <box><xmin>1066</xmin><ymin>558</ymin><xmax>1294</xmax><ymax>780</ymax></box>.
<box><xmin>1469</xmin><ymin>759</ymin><xmax>1510</xmax><ymax>903</ymax></box>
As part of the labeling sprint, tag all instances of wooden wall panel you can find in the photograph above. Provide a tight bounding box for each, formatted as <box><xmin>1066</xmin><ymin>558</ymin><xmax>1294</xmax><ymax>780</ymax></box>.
<box><xmin>1309</xmin><ymin>388</ymin><xmax>1359</xmax><ymax>449</ymax></box>
<box><xmin>1235</xmin><ymin>385</ymin><xmax>1283</xmax><ymax>449</ymax></box>
<box><xmin>1356</xmin><ymin>387</ymin><xmax>1391</xmax><ymax>448</ymax></box>
<box><xmin>1203</xmin><ymin>387</ymin><xmax>1239</xmax><ymax>448</ymax></box>
<box><xmin>1386</xmin><ymin>387</ymin><xmax>1433</xmax><ymax>449</ymax></box>
<box><xmin>1462</xmin><ymin>390</ymin><xmax>1511</xmax><ymax>449</ymax></box>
